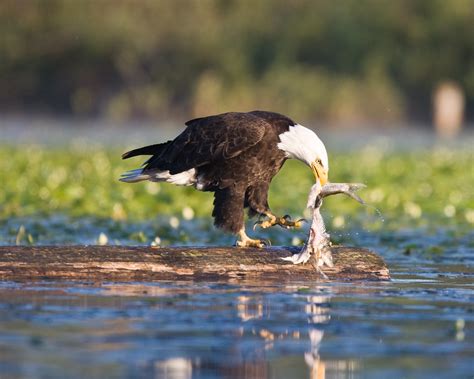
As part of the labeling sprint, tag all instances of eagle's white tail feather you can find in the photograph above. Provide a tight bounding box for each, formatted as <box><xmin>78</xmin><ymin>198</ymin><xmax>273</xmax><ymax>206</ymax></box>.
<box><xmin>120</xmin><ymin>167</ymin><xmax>197</xmax><ymax>186</ymax></box>
<box><xmin>119</xmin><ymin>169</ymin><xmax>150</xmax><ymax>183</ymax></box>
<box><xmin>149</xmin><ymin>168</ymin><xmax>197</xmax><ymax>186</ymax></box>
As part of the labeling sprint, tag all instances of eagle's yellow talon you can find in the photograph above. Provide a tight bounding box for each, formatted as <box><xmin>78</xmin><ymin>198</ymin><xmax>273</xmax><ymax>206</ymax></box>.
<box><xmin>236</xmin><ymin>227</ymin><xmax>269</xmax><ymax>248</ymax></box>
<box><xmin>255</xmin><ymin>214</ymin><xmax>305</xmax><ymax>229</ymax></box>
<box><xmin>293</xmin><ymin>218</ymin><xmax>308</xmax><ymax>228</ymax></box>
<box><xmin>236</xmin><ymin>238</ymin><xmax>267</xmax><ymax>248</ymax></box>
<box><xmin>260</xmin><ymin>220</ymin><xmax>274</xmax><ymax>229</ymax></box>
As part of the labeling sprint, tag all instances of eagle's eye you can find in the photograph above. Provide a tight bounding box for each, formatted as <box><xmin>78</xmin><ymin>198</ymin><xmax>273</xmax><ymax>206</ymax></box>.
<box><xmin>317</xmin><ymin>158</ymin><xmax>323</xmax><ymax>166</ymax></box>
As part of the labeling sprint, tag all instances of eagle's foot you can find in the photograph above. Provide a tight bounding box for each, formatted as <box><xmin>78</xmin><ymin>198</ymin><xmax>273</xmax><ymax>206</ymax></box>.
<box><xmin>236</xmin><ymin>238</ymin><xmax>269</xmax><ymax>248</ymax></box>
<box><xmin>236</xmin><ymin>228</ymin><xmax>270</xmax><ymax>248</ymax></box>
<box><xmin>254</xmin><ymin>214</ymin><xmax>306</xmax><ymax>230</ymax></box>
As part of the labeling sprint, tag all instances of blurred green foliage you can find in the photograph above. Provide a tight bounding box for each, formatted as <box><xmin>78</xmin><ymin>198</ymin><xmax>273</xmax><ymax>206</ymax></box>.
<box><xmin>0</xmin><ymin>143</ymin><xmax>472</xmax><ymax>233</ymax></box>
<box><xmin>1</xmin><ymin>0</ymin><xmax>473</xmax><ymax>122</ymax></box>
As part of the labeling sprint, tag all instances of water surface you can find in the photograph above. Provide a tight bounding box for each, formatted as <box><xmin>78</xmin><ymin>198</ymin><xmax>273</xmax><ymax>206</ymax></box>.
<box><xmin>0</xmin><ymin>254</ymin><xmax>472</xmax><ymax>379</ymax></box>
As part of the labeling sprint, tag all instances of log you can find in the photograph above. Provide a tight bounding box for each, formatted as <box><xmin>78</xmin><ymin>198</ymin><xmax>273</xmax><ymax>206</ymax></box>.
<box><xmin>0</xmin><ymin>245</ymin><xmax>389</xmax><ymax>281</ymax></box>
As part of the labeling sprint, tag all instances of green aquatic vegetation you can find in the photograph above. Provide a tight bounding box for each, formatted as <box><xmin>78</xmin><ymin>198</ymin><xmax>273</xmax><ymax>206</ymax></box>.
<box><xmin>426</xmin><ymin>246</ymin><xmax>444</xmax><ymax>255</ymax></box>
<box><xmin>0</xmin><ymin>143</ymin><xmax>472</xmax><ymax>246</ymax></box>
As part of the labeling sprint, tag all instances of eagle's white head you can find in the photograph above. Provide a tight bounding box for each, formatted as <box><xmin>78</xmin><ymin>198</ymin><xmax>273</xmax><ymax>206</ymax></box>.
<box><xmin>277</xmin><ymin>124</ymin><xmax>329</xmax><ymax>185</ymax></box>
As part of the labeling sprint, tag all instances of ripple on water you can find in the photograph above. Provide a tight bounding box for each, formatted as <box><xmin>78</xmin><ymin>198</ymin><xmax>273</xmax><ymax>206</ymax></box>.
<box><xmin>0</xmin><ymin>268</ymin><xmax>472</xmax><ymax>379</ymax></box>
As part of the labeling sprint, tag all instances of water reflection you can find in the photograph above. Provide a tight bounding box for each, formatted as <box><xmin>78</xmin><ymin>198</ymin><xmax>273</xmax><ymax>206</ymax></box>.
<box><xmin>0</xmin><ymin>271</ymin><xmax>472</xmax><ymax>379</ymax></box>
<box><xmin>146</xmin><ymin>287</ymin><xmax>357</xmax><ymax>378</ymax></box>
<box><xmin>304</xmin><ymin>293</ymin><xmax>330</xmax><ymax>379</ymax></box>
<box><xmin>154</xmin><ymin>358</ymin><xmax>193</xmax><ymax>379</ymax></box>
<box><xmin>236</xmin><ymin>289</ymin><xmax>335</xmax><ymax>378</ymax></box>
<box><xmin>305</xmin><ymin>329</ymin><xmax>325</xmax><ymax>379</ymax></box>
<box><xmin>236</xmin><ymin>295</ymin><xmax>264</xmax><ymax>321</ymax></box>
<box><xmin>305</xmin><ymin>294</ymin><xmax>359</xmax><ymax>379</ymax></box>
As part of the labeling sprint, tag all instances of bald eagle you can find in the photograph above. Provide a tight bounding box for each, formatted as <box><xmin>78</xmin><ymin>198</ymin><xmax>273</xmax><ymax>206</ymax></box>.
<box><xmin>120</xmin><ymin>111</ymin><xmax>329</xmax><ymax>247</ymax></box>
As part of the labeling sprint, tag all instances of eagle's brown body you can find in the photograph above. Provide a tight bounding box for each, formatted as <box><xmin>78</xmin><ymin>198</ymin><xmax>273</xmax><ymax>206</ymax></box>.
<box><xmin>121</xmin><ymin>111</ymin><xmax>295</xmax><ymax>233</ymax></box>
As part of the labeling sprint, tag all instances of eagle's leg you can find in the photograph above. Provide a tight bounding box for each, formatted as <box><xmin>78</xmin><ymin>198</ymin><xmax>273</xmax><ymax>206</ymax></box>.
<box><xmin>245</xmin><ymin>185</ymin><xmax>304</xmax><ymax>230</ymax></box>
<box><xmin>235</xmin><ymin>227</ymin><xmax>268</xmax><ymax>248</ymax></box>
<box><xmin>255</xmin><ymin>212</ymin><xmax>306</xmax><ymax>229</ymax></box>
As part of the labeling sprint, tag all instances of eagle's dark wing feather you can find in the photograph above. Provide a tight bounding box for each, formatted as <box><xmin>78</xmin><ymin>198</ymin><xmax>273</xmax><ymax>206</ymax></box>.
<box><xmin>143</xmin><ymin>112</ymin><xmax>268</xmax><ymax>174</ymax></box>
<box><xmin>122</xmin><ymin>141</ymin><xmax>172</xmax><ymax>160</ymax></box>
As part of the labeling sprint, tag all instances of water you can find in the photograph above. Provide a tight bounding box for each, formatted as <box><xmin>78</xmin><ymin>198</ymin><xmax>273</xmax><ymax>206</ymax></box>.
<box><xmin>0</xmin><ymin>254</ymin><xmax>472</xmax><ymax>379</ymax></box>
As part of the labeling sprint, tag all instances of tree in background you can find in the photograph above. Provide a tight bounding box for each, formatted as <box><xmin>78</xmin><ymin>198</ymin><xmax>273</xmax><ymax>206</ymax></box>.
<box><xmin>1</xmin><ymin>0</ymin><xmax>473</xmax><ymax>125</ymax></box>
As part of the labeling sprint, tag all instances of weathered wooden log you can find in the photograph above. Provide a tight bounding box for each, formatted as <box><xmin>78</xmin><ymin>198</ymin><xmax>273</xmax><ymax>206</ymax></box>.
<box><xmin>0</xmin><ymin>245</ymin><xmax>389</xmax><ymax>281</ymax></box>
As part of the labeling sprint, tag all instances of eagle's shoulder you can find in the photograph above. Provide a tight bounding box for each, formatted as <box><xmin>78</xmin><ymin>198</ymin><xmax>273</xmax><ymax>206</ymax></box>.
<box><xmin>185</xmin><ymin>111</ymin><xmax>267</xmax><ymax>129</ymax></box>
<box><xmin>184</xmin><ymin>110</ymin><xmax>295</xmax><ymax>136</ymax></box>
<box><xmin>183</xmin><ymin>112</ymin><xmax>269</xmax><ymax>148</ymax></box>
<box><xmin>145</xmin><ymin>112</ymin><xmax>274</xmax><ymax>173</ymax></box>
<box><xmin>248</xmin><ymin>110</ymin><xmax>296</xmax><ymax>132</ymax></box>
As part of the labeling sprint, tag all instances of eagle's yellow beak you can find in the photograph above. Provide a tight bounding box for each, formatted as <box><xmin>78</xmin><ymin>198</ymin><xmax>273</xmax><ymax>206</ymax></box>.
<box><xmin>310</xmin><ymin>161</ymin><xmax>328</xmax><ymax>185</ymax></box>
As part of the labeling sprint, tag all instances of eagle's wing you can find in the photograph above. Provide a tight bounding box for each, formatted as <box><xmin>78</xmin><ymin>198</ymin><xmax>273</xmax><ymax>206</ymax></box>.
<box><xmin>144</xmin><ymin>112</ymin><xmax>268</xmax><ymax>174</ymax></box>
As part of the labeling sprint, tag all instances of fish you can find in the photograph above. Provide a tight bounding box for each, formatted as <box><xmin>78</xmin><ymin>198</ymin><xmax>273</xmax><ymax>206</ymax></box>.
<box><xmin>282</xmin><ymin>182</ymin><xmax>366</xmax><ymax>277</ymax></box>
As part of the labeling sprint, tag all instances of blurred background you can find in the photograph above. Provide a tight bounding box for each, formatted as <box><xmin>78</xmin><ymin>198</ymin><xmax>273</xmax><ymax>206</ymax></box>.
<box><xmin>1</xmin><ymin>0</ymin><xmax>474</xmax><ymax>129</ymax></box>
<box><xmin>0</xmin><ymin>0</ymin><xmax>473</xmax><ymax>246</ymax></box>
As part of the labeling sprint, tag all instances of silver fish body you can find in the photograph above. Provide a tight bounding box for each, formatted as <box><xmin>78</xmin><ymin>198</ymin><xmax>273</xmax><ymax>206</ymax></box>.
<box><xmin>283</xmin><ymin>182</ymin><xmax>366</xmax><ymax>275</ymax></box>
